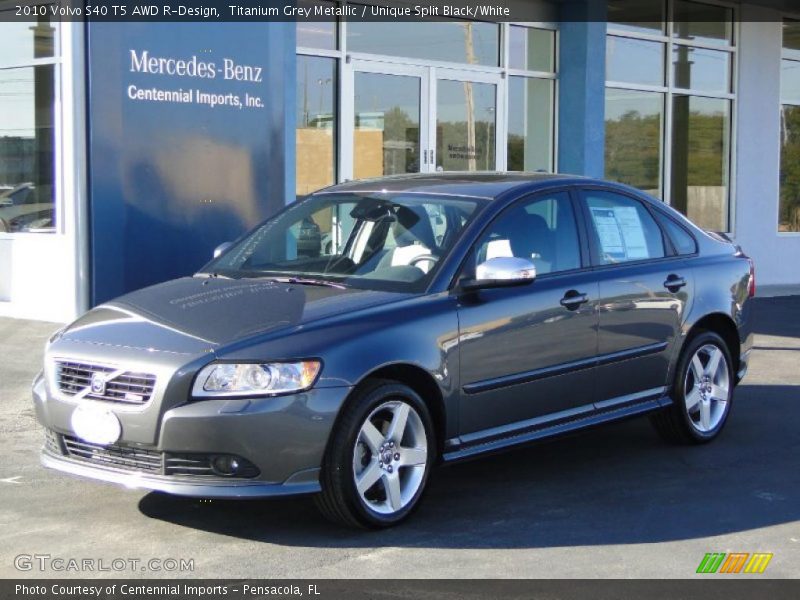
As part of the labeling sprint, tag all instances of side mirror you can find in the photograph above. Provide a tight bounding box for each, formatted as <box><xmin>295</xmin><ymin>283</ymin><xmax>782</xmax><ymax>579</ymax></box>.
<box><xmin>460</xmin><ymin>257</ymin><xmax>537</xmax><ymax>291</ymax></box>
<box><xmin>213</xmin><ymin>241</ymin><xmax>233</xmax><ymax>259</ymax></box>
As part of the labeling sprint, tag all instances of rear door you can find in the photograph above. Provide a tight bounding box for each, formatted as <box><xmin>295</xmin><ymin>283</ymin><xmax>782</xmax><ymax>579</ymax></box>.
<box><xmin>577</xmin><ymin>187</ymin><xmax>694</xmax><ymax>407</ymax></box>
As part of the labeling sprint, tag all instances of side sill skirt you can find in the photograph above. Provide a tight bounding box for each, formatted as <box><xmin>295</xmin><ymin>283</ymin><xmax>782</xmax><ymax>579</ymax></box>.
<box><xmin>443</xmin><ymin>394</ymin><xmax>673</xmax><ymax>463</ymax></box>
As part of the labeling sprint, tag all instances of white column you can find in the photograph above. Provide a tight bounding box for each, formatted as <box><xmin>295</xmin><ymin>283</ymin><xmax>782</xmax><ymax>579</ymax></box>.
<box><xmin>734</xmin><ymin>6</ymin><xmax>800</xmax><ymax>286</ymax></box>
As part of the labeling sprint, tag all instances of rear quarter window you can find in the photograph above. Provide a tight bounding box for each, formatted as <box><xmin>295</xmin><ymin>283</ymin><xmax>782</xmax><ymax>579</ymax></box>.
<box><xmin>658</xmin><ymin>214</ymin><xmax>698</xmax><ymax>255</ymax></box>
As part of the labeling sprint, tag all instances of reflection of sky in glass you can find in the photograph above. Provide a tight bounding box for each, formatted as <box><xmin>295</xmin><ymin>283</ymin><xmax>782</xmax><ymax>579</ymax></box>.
<box><xmin>354</xmin><ymin>71</ymin><xmax>419</xmax><ymax>125</ymax></box>
<box><xmin>296</xmin><ymin>55</ymin><xmax>336</xmax><ymax>126</ymax></box>
<box><xmin>672</xmin><ymin>46</ymin><xmax>730</xmax><ymax>93</ymax></box>
<box><xmin>782</xmin><ymin>60</ymin><xmax>800</xmax><ymax>104</ymax></box>
<box><xmin>0</xmin><ymin>18</ymin><xmax>55</xmax><ymax>65</ymax></box>
<box><xmin>347</xmin><ymin>21</ymin><xmax>499</xmax><ymax>66</ymax></box>
<box><xmin>606</xmin><ymin>36</ymin><xmax>664</xmax><ymax>86</ymax></box>
<box><xmin>605</xmin><ymin>87</ymin><xmax>663</xmax><ymax>120</ymax></box>
<box><xmin>0</xmin><ymin>68</ymin><xmax>35</xmax><ymax>137</ymax></box>
<box><xmin>508</xmin><ymin>26</ymin><xmax>554</xmax><ymax>73</ymax></box>
<box><xmin>295</xmin><ymin>0</ymin><xmax>336</xmax><ymax>49</ymax></box>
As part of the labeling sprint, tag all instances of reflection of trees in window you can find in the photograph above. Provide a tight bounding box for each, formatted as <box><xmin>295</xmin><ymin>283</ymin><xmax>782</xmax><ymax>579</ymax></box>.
<box><xmin>605</xmin><ymin>110</ymin><xmax>661</xmax><ymax>192</ymax></box>
<box><xmin>780</xmin><ymin>105</ymin><xmax>800</xmax><ymax>232</ymax></box>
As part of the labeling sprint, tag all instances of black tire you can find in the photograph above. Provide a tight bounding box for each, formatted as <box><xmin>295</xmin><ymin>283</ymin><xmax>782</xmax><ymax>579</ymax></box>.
<box><xmin>650</xmin><ymin>331</ymin><xmax>734</xmax><ymax>444</ymax></box>
<box><xmin>315</xmin><ymin>379</ymin><xmax>436</xmax><ymax>529</ymax></box>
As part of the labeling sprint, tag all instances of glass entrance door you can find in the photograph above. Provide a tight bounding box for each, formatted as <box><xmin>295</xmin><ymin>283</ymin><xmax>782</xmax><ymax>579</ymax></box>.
<box><xmin>348</xmin><ymin>61</ymin><xmax>429</xmax><ymax>179</ymax></box>
<box><xmin>344</xmin><ymin>61</ymin><xmax>501</xmax><ymax>179</ymax></box>
<box><xmin>434</xmin><ymin>72</ymin><xmax>500</xmax><ymax>172</ymax></box>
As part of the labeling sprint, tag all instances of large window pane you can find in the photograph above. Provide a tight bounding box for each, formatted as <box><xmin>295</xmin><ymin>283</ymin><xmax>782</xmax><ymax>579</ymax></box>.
<box><xmin>672</xmin><ymin>46</ymin><xmax>730</xmax><ymax>93</ymax></box>
<box><xmin>670</xmin><ymin>95</ymin><xmax>730</xmax><ymax>231</ymax></box>
<box><xmin>606</xmin><ymin>36</ymin><xmax>665</xmax><ymax>86</ymax></box>
<box><xmin>607</xmin><ymin>0</ymin><xmax>665</xmax><ymax>35</ymax></box>
<box><xmin>0</xmin><ymin>14</ymin><xmax>55</xmax><ymax>66</ymax></box>
<box><xmin>508</xmin><ymin>26</ymin><xmax>554</xmax><ymax>72</ymax></box>
<box><xmin>296</xmin><ymin>56</ymin><xmax>336</xmax><ymax>196</ymax></box>
<box><xmin>347</xmin><ymin>20</ymin><xmax>499</xmax><ymax>66</ymax></box>
<box><xmin>782</xmin><ymin>60</ymin><xmax>800</xmax><ymax>105</ymax></box>
<box><xmin>354</xmin><ymin>72</ymin><xmax>420</xmax><ymax>178</ymax></box>
<box><xmin>672</xmin><ymin>0</ymin><xmax>733</xmax><ymax>46</ymax></box>
<box><xmin>436</xmin><ymin>79</ymin><xmax>496</xmax><ymax>171</ymax></box>
<box><xmin>0</xmin><ymin>65</ymin><xmax>56</xmax><ymax>233</ymax></box>
<box><xmin>508</xmin><ymin>77</ymin><xmax>553</xmax><ymax>172</ymax></box>
<box><xmin>780</xmin><ymin>105</ymin><xmax>800</xmax><ymax>232</ymax></box>
<box><xmin>605</xmin><ymin>89</ymin><xmax>663</xmax><ymax>197</ymax></box>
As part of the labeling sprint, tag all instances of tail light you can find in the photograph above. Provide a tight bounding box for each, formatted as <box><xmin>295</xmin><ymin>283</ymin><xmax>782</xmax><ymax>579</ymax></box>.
<box><xmin>746</xmin><ymin>256</ymin><xmax>756</xmax><ymax>298</ymax></box>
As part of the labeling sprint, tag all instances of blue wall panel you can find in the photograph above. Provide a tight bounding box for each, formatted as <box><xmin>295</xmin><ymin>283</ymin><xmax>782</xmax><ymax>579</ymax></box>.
<box><xmin>558</xmin><ymin>1</ymin><xmax>607</xmax><ymax>178</ymax></box>
<box><xmin>86</xmin><ymin>22</ymin><xmax>295</xmax><ymax>305</ymax></box>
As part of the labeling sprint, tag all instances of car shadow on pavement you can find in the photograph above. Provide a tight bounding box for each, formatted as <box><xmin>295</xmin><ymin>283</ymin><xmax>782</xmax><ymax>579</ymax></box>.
<box><xmin>139</xmin><ymin>383</ymin><xmax>800</xmax><ymax>548</ymax></box>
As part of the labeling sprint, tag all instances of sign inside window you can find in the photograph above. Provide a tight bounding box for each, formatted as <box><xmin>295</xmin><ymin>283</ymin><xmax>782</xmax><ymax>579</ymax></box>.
<box><xmin>590</xmin><ymin>206</ymin><xmax>649</xmax><ymax>262</ymax></box>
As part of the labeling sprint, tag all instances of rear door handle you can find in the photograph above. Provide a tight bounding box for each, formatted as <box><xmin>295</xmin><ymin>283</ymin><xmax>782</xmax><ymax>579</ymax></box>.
<box><xmin>560</xmin><ymin>290</ymin><xmax>589</xmax><ymax>310</ymax></box>
<box><xmin>663</xmin><ymin>274</ymin><xmax>687</xmax><ymax>292</ymax></box>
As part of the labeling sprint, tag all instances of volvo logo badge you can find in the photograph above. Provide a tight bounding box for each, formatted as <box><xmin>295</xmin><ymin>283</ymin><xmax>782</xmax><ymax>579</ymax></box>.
<box><xmin>90</xmin><ymin>372</ymin><xmax>107</xmax><ymax>395</ymax></box>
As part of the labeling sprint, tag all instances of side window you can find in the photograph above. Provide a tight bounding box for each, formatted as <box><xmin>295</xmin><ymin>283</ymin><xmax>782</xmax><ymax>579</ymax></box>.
<box><xmin>474</xmin><ymin>192</ymin><xmax>581</xmax><ymax>276</ymax></box>
<box><xmin>659</xmin><ymin>214</ymin><xmax>697</xmax><ymax>255</ymax></box>
<box><xmin>583</xmin><ymin>191</ymin><xmax>666</xmax><ymax>265</ymax></box>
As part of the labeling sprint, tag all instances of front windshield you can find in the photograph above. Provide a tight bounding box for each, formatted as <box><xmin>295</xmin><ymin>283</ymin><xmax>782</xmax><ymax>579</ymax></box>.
<box><xmin>202</xmin><ymin>192</ymin><xmax>483</xmax><ymax>292</ymax></box>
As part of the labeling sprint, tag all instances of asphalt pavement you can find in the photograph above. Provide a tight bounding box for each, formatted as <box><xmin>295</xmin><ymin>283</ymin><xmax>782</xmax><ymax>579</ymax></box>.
<box><xmin>0</xmin><ymin>297</ymin><xmax>798</xmax><ymax>579</ymax></box>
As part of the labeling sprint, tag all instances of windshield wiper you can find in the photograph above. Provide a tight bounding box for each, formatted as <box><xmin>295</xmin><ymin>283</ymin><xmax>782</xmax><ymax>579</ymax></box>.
<box><xmin>276</xmin><ymin>276</ymin><xmax>348</xmax><ymax>289</ymax></box>
<box><xmin>229</xmin><ymin>272</ymin><xmax>348</xmax><ymax>288</ymax></box>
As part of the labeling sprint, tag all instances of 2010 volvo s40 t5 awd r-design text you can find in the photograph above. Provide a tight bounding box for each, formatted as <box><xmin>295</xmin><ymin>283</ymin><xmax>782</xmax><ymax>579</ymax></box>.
<box><xmin>33</xmin><ymin>173</ymin><xmax>755</xmax><ymax>528</ymax></box>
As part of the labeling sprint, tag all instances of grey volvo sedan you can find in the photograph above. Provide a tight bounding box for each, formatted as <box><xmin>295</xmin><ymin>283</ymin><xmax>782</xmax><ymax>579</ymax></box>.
<box><xmin>33</xmin><ymin>173</ymin><xmax>755</xmax><ymax>528</ymax></box>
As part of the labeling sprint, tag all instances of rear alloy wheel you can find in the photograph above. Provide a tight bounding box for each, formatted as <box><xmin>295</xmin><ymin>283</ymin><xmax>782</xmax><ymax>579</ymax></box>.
<box><xmin>316</xmin><ymin>381</ymin><xmax>435</xmax><ymax>528</ymax></box>
<box><xmin>651</xmin><ymin>331</ymin><xmax>734</xmax><ymax>444</ymax></box>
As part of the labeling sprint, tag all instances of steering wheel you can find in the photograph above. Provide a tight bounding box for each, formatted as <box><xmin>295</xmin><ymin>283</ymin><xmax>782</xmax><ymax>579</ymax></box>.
<box><xmin>409</xmin><ymin>254</ymin><xmax>439</xmax><ymax>270</ymax></box>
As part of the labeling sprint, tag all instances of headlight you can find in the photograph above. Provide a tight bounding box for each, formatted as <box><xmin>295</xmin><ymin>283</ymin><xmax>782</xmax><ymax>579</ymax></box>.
<box><xmin>191</xmin><ymin>361</ymin><xmax>321</xmax><ymax>398</ymax></box>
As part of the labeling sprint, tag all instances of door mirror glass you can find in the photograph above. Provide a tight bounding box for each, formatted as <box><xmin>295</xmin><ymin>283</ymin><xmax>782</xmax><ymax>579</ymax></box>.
<box><xmin>463</xmin><ymin>257</ymin><xmax>537</xmax><ymax>290</ymax></box>
<box><xmin>213</xmin><ymin>241</ymin><xmax>233</xmax><ymax>259</ymax></box>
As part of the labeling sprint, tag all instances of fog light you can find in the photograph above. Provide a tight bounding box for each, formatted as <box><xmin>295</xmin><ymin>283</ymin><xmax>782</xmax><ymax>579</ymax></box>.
<box><xmin>211</xmin><ymin>455</ymin><xmax>240</xmax><ymax>476</ymax></box>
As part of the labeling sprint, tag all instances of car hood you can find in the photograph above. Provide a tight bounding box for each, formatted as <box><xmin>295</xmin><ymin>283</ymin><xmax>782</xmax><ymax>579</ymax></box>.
<box><xmin>59</xmin><ymin>277</ymin><xmax>410</xmax><ymax>355</ymax></box>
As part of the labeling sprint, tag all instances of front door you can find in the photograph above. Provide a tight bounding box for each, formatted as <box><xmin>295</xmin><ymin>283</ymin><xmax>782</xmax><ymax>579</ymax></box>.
<box><xmin>456</xmin><ymin>190</ymin><xmax>599</xmax><ymax>438</ymax></box>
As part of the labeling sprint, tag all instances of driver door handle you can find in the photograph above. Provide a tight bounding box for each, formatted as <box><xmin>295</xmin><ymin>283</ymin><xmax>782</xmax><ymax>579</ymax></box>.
<box><xmin>560</xmin><ymin>290</ymin><xmax>589</xmax><ymax>310</ymax></box>
<box><xmin>663</xmin><ymin>274</ymin><xmax>687</xmax><ymax>292</ymax></box>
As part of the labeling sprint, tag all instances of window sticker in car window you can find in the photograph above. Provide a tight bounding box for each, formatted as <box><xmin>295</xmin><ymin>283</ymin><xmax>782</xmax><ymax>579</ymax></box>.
<box><xmin>613</xmin><ymin>206</ymin><xmax>649</xmax><ymax>259</ymax></box>
<box><xmin>590</xmin><ymin>205</ymin><xmax>650</xmax><ymax>262</ymax></box>
<box><xmin>590</xmin><ymin>207</ymin><xmax>626</xmax><ymax>260</ymax></box>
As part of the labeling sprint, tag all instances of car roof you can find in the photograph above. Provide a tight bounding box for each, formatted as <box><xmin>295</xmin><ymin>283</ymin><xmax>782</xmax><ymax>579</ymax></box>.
<box><xmin>318</xmin><ymin>172</ymin><xmax>587</xmax><ymax>200</ymax></box>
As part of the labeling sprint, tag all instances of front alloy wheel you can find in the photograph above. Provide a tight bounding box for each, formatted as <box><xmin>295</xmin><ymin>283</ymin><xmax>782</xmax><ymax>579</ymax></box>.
<box><xmin>316</xmin><ymin>380</ymin><xmax>435</xmax><ymax>528</ymax></box>
<box><xmin>353</xmin><ymin>401</ymin><xmax>428</xmax><ymax>515</ymax></box>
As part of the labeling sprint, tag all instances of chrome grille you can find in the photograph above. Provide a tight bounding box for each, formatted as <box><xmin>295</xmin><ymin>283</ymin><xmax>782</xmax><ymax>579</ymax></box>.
<box><xmin>62</xmin><ymin>434</ymin><xmax>163</xmax><ymax>473</ymax></box>
<box><xmin>55</xmin><ymin>360</ymin><xmax>156</xmax><ymax>405</ymax></box>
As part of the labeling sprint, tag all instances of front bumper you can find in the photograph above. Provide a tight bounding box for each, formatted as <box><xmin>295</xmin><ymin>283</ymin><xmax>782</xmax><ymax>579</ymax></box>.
<box><xmin>33</xmin><ymin>373</ymin><xmax>353</xmax><ymax>498</ymax></box>
<box><xmin>40</xmin><ymin>448</ymin><xmax>322</xmax><ymax>498</ymax></box>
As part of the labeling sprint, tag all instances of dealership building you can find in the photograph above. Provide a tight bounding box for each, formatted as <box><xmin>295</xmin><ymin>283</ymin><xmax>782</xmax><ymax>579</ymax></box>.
<box><xmin>1</xmin><ymin>0</ymin><xmax>799</xmax><ymax>322</ymax></box>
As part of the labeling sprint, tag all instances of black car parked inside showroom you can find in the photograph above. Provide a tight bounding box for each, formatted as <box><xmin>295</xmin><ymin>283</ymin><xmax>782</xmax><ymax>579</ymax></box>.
<box><xmin>33</xmin><ymin>173</ymin><xmax>755</xmax><ymax>528</ymax></box>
